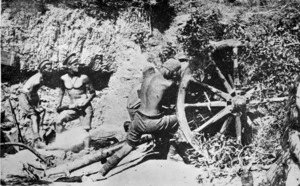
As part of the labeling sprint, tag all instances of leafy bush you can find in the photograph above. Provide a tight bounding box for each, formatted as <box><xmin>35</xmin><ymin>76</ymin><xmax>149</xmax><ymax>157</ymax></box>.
<box><xmin>178</xmin><ymin>11</ymin><xmax>224</xmax><ymax>64</ymax></box>
<box><xmin>178</xmin><ymin>3</ymin><xmax>300</xmax><ymax>93</ymax></box>
<box><xmin>178</xmin><ymin>2</ymin><xmax>300</xmax><ymax>181</ymax></box>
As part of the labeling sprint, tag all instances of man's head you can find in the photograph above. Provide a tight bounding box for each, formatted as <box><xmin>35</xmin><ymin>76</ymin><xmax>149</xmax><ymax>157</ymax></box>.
<box><xmin>38</xmin><ymin>59</ymin><xmax>52</xmax><ymax>75</ymax></box>
<box><xmin>89</xmin><ymin>54</ymin><xmax>103</xmax><ymax>71</ymax></box>
<box><xmin>63</xmin><ymin>53</ymin><xmax>80</xmax><ymax>73</ymax></box>
<box><xmin>161</xmin><ymin>59</ymin><xmax>182</xmax><ymax>80</ymax></box>
<box><xmin>93</xmin><ymin>55</ymin><xmax>102</xmax><ymax>63</ymax></box>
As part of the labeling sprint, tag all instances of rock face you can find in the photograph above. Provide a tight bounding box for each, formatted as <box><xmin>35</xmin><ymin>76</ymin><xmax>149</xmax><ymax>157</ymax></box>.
<box><xmin>2</xmin><ymin>4</ymin><xmax>144</xmax><ymax>71</ymax></box>
<box><xmin>92</xmin><ymin>49</ymin><xmax>151</xmax><ymax>131</ymax></box>
<box><xmin>1</xmin><ymin>2</ymin><xmax>164</xmax><ymax>139</ymax></box>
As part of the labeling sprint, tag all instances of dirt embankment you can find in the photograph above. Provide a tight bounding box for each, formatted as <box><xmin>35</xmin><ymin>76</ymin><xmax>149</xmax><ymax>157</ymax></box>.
<box><xmin>2</xmin><ymin>1</ymin><xmax>300</xmax><ymax>186</ymax></box>
<box><xmin>1</xmin><ymin>3</ymin><xmax>154</xmax><ymax>134</ymax></box>
<box><xmin>1</xmin><ymin>2</ymin><xmax>192</xmax><ymax>184</ymax></box>
<box><xmin>1</xmin><ymin>1</ymin><xmax>191</xmax><ymax>140</ymax></box>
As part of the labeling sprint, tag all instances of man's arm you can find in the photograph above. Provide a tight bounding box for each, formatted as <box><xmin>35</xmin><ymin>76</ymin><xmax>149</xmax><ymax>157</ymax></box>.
<box><xmin>180</xmin><ymin>62</ymin><xmax>189</xmax><ymax>78</ymax></box>
<box><xmin>161</xmin><ymin>63</ymin><xmax>187</xmax><ymax>113</ymax></box>
<box><xmin>56</xmin><ymin>78</ymin><xmax>65</xmax><ymax>109</ymax></box>
<box><xmin>161</xmin><ymin>81</ymin><xmax>178</xmax><ymax>113</ymax></box>
<box><xmin>80</xmin><ymin>75</ymin><xmax>96</xmax><ymax>107</ymax></box>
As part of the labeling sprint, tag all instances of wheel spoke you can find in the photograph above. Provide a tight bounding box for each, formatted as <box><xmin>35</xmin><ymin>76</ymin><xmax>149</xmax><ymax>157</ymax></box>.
<box><xmin>193</xmin><ymin>106</ymin><xmax>232</xmax><ymax>133</ymax></box>
<box><xmin>235</xmin><ymin>114</ymin><xmax>242</xmax><ymax>144</ymax></box>
<box><xmin>247</xmin><ymin>115</ymin><xmax>254</xmax><ymax>127</ymax></box>
<box><xmin>228</xmin><ymin>74</ymin><xmax>234</xmax><ymax>89</ymax></box>
<box><xmin>190</xmin><ymin>78</ymin><xmax>231</xmax><ymax>100</ymax></box>
<box><xmin>233</xmin><ymin>47</ymin><xmax>240</xmax><ymax>87</ymax></box>
<box><xmin>185</xmin><ymin>101</ymin><xmax>227</xmax><ymax>108</ymax></box>
<box><xmin>248</xmin><ymin>97</ymin><xmax>288</xmax><ymax>105</ymax></box>
<box><xmin>220</xmin><ymin>115</ymin><xmax>233</xmax><ymax>134</ymax></box>
<box><xmin>214</xmin><ymin>65</ymin><xmax>234</xmax><ymax>93</ymax></box>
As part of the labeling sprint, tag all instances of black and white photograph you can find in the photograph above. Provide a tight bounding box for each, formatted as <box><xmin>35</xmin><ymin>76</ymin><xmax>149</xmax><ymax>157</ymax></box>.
<box><xmin>1</xmin><ymin>0</ymin><xmax>300</xmax><ymax>185</ymax></box>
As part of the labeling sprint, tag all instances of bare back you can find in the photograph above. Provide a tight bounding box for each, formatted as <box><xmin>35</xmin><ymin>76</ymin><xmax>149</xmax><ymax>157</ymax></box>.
<box><xmin>22</xmin><ymin>73</ymin><xmax>43</xmax><ymax>100</ymax></box>
<box><xmin>139</xmin><ymin>69</ymin><xmax>173</xmax><ymax>116</ymax></box>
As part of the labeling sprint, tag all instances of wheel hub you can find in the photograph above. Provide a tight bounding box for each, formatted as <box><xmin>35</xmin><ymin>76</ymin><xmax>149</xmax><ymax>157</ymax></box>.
<box><xmin>231</xmin><ymin>95</ymin><xmax>247</xmax><ymax>112</ymax></box>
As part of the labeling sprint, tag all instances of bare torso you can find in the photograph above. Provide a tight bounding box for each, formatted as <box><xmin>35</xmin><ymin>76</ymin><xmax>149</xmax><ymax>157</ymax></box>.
<box><xmin>61</xmin><ymin>74</ymin><xmax>88</xmax><ymax>103</ymax></box>
<box><xmin>139</xmin><ymin>68</ymin><xmax>173</xmax><ymax>116</ymax></box>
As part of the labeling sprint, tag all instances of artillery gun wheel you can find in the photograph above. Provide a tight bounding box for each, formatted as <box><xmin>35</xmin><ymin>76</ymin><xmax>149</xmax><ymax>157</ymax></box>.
<box><xmin>176</xmin><ymin>39</ymin><xmax>287</xmax><ymax>152</ymax></box>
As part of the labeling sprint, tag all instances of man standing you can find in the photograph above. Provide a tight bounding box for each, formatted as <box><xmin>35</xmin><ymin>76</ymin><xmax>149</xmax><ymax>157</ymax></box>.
<box><xmin>55</xmin><ymin>54</ymin><xmax>96</xmax><ymax>149</ymax></box>
<box><xmin>19</xmin><ymin>60</ymin><xmax>52</xmax><ymax>148</ymax></box>
<box><xmin>85</xmin><ymin>59</ymin><xmax>185</xmax><ymax>181</ymax></box>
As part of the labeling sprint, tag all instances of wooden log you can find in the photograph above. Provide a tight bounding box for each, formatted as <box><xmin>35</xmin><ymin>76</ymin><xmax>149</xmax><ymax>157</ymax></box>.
<box><xmin>44</xmin><ymin>142</ymin><xmax>124</xmax><ymax>181</ymax></box>
<box><xmin>42</xmin><ymin>135</ymin><xmax>153</xmax><ymax>182</ymax></box>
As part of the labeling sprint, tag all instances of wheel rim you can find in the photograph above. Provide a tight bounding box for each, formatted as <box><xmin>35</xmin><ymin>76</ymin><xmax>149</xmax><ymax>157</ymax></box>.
<box><xmin>177</xmin><ymin>63</ymin><xmax>288</xmax><ymax>152</ymax></box>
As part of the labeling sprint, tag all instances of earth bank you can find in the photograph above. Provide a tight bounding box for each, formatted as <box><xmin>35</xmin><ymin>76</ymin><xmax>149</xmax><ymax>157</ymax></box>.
<box><xmin>1</xmin><ymin>0</ymin><xmax>300</xmax><ymax>185</ymax></box>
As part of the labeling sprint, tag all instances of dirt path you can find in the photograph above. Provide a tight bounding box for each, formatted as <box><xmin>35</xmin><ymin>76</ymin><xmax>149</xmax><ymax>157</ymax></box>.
<box><xmin>0</xmin><ymin>146</ymin><xmax>267</xmax><ymax>186</ymax></box>
<box><xmin>49</xmin><ymin>144</ymin><xmax>267</xmax><ymax>186</ymax></box>
<box><xmin>51</xmin><ymin>148</ymin><xmax>202</xmax><ymax>186</ymax></box>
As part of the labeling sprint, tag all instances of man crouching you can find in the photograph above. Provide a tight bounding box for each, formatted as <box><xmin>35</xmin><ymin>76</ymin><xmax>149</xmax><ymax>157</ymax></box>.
<box><xmin>84</xmin><ymin>59</ymin><xmax>185</xmax><ymax>181</ymax></box>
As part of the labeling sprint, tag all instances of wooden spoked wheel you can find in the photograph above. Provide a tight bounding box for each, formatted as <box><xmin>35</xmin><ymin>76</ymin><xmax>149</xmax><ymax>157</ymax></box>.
<box><xmin>176</xmin><ymin>39</ymin><xmax>287</xmax><ymax>152</ymax></box>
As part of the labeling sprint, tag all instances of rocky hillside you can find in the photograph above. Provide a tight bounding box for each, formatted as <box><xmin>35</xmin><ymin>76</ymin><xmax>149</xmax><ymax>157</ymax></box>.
<box><xmin>1</xmin><ymin>0</ymin><xmax>158</xmax><ymax>133</ymax></box>
<box><xmin>1</xmin><ymin>0</ymin><xmax>194</xmax><ymax>134</ymax></box>
<box><xmin>1</xmin><ymin>0</ymin><xmax>300</xmax><ymax>185</ymax></box>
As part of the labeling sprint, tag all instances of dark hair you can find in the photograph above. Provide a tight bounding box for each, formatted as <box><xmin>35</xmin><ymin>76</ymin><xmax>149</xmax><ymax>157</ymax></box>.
<box><xmin>94</xmin><ymin>55</ymin><xmax>102</xmax><ymax>60</ymax></box>
<box><xmin>89</xmin><ymin>54</ymin><xmax>103</xmax><ymax>71</ymax></box>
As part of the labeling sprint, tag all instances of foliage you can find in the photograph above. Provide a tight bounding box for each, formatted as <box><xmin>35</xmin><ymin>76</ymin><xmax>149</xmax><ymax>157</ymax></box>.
<box><xmin>2</xmin><ymin>0</ymin><xmax>48</xmax><ymax>15</ymax></box>
<box><xmin>158</xmin><ymin>42</ymin><xmax>177</xmax><ymax>63</ymax></box>
<box><xmin>2</xmin><ymin>0</ymin><xmax>132</xmax><ymax>22</ymax></box>
<box><xmin>178</xmin><ymin>3</ymin><xmax>300</xmax><ymax>92</ymax></box>
<box><xmin>185</xmin><ymin>103</ymin><xmax>286</xmax><ymax>182</ymax></box>
<box><xmin>61</xmin><ymin>0</ymin><xmax>131</xmax><ymax>22</ymax></box>
<box><xmin>178</xmin><ymin>10</ymin><xmax>224</xmax><ymax>67</ymax></box>
<box><xmin>225</xmin><ymin>3</ymin><xmax>300</xmax><ymax>92</ymax></box>
<box><xmin>178</xmin><ymin>2</ymin><xmax>300</xmax><ymax>182</ymax></box>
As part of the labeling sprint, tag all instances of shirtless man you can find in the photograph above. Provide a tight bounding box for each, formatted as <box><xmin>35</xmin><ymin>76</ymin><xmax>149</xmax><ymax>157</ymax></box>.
<box><xmin>124</xmin><ymin>61</ymin><xmax>188</xmax><ymax>131</ymax></box>
<box><xmin>55</xmin><ymin>54</ymin><xmax>96</xmax><ymax>148</ymax></box>
<box><xmin>19</xmin><ymin>60</ymin><xmax>52</xmax><ymax>147</ymax></box>
<box><xmin>84</xmin><ymin>59</ymin><xmax>185</xmax><ymax>181</ymax></box>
